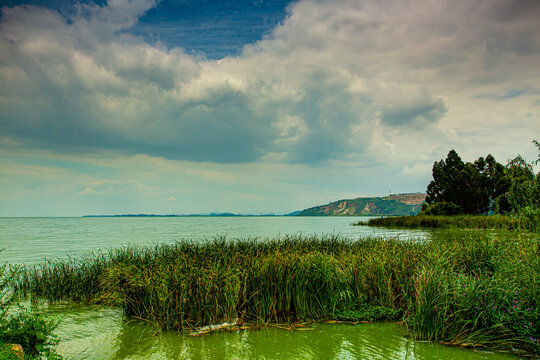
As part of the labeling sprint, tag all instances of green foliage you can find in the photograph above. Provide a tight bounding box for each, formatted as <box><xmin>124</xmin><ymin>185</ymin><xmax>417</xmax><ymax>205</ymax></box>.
<box><xmin>420</xmin><ymin>201</ymin><xmax>463</xmax><ymax>215</ymax></box>
<box><xmin>404</xmin><ymin>231</ymin><xmax>540</xmax><ymax>353</ymax></box>
<box><xmin>14</xmin><ymin>232</ymin><xmax>540</xmax><ymax>355</ymax></box>
<box><xmin>518</xmin><ymin>207</ymin><xmax>540</xmax><ymax>232</ymax></box>
<box><xmin>424</xmin><ymin>141</ymin><xmax>540</xmax><ymax>216</ymax></box>
<box><xmin>488</xmin><ymin>150</ymin><xmax>538</xmax><ymax>217</ymax></box>
<box><xmin>534</xmin><ymin>139</ymin><xmax>540</xmax><ymax>165</ymax></box>
<box><xmin>362</xmin><ymin>214</ymin><xmax>526</xmax><ymax>231</ymax></box>
<box><xmin>17</xmin><ymin>253</ymin><xmax>112</xmax><ymax>303</ymax></box>
<box><xmin>0</xmin><ymin>346</ymin><xmax>21</xmax><ymax>360</ymax></box>
<box><xmin>497</xmin><ymin>154</ymin><xmax>537</xmax><ymax>214</ymax></box>
<box><xmin>0</xmin><ymin>309</ymin><xmax>61</xmax><ymax>359</ymax></box>
<box><xmin>425</xmin><ymin>150</ymin><xmax>510</xmax><ymax>215</ymax></box>
<box><xmin>378</xmin><ymin>141</ymin><xmax>539</xmax><ymax>231</ymax></box>
<box><xmin>334</xmin><ymin>306</ymin><xmax>402</xmax><ymax>322</ymax></box>
<box><xmin>425</xmin><ymin>150</ymin><xmax>464</xmax><ymax>211</ymax></box>
<box><xmin>1</xmin><ymin>255</ymin><xmax>62</xmax><ymax>360</ymax></box>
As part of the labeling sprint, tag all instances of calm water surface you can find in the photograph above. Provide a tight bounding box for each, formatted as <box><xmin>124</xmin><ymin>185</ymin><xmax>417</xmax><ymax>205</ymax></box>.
<box><xmin>42</xmin><ymin>303</ymin><xmax>516</xmax><ymax>360</ymax></box>
<box><xmin>0</xmin><ymin>216</ymin><xmax>428</xmax><ymax>264</ymax></box>
<box><xmin>0</xmin><ymin>217</ymin><xmax>519</xmax><ymax>359</ymax></box>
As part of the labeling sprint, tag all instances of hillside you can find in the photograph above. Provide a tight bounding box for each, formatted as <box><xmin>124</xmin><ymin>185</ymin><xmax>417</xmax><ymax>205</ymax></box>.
<box><xmin>297</xmin><ymin>193</ymin><xmax>425</xmax><ymax>216</ymax></box>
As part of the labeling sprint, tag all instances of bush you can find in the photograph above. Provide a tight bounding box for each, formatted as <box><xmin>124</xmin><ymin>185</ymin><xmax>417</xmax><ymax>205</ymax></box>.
<box><xmin>518</xmin><ymin>207</ymin><xmax>540</xmax><ymax>232</ymax></box>
<box><xmin>0</xmin><ymin>309</ymin><xmax>61</xmax><ymax>359</ymax></box>
<box><xmin>1</xmin><ymin>256</ymin><xmax>62</xmax><ymax>360</ymax></box>
<box><xmin>421</xmin><ymin>201</ymin><xmax>463</xmax><ymax>215</ymax></box>
<box><xmin>362</xmin><ymin>214</ymin><xmax>527</xmax><ymax>231</ymax></box>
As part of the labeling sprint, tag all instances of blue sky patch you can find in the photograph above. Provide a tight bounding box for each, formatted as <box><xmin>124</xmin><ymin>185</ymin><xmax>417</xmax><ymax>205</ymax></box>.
<box><xmin>1</xmin><ymin>0</ymin><xmax>293</xmax><ymax>58</ymax></box>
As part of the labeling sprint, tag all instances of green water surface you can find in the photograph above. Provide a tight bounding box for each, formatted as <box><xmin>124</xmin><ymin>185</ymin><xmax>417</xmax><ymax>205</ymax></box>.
<box><xmin>42</xmin><ymin>303</ymin><xmax>519</xmax><ymax>360</ymax></box>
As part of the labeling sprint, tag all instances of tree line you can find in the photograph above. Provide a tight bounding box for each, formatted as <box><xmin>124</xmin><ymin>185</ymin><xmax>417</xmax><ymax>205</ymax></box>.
<box><xmin>422</xmin><ymin>140</ymin><xmax>540</xmax><ymax>216</ymax></box>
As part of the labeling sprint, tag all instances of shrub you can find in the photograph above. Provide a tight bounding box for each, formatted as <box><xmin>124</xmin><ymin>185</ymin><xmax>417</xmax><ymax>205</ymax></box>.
<box><xmin>421</xmin><ymin>202</ymin><xmax>463</xmax><ymax>215</ymax></box>
<box><xmin>1</xmin><ymin>255</ymin><xmax>62</xmax><ymax>359</ymax></box>
<box><xmin>0</xmin><ymin>309</ymin><xmax>61</xmax><ymax>359</ymax></box>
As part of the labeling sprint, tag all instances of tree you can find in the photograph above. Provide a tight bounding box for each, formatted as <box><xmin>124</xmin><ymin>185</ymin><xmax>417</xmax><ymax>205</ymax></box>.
<box><xmin>424</xmin><ymin>150</ymin><xmax>508</xmax><ymax>215</ymax></box>
<box><xmin>501</xmin><ymin>154</ymin><xmax>538</xmax><ymax>213</ymax></box>
<box><xmin>425</xmin><ymin>150</ymin><xmax>465</xmax><ymax>207</ymax></box>
<box><xmin>470</xmin><ymin>154</ymin><xmax>509</xmax><ymax>214</ymax></box>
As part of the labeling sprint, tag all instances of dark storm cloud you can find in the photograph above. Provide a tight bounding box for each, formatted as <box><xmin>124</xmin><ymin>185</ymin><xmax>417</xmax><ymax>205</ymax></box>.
<box><xmin>381</xmin><ymin>94</ymin><xmax>447</xmax><ymax>127</ymax></box>
<box><xmin>482</xmin><ymin>0</ymin><xmax>540</xmax><ymax>22</ymax></box>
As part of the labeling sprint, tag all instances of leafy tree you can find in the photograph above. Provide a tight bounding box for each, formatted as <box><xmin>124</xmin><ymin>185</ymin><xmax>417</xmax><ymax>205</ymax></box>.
<box><xmin>425</xmin><ymin>150</ymin><xmax>507</xmax><ymax>215</ymax></box>
<box><xmin>424</xmin><ymin>141</ymin><xmax>539</xmax><ymax>216</ymax></box>
<box><xmin>501</xmin><ymin>154</ymin><xmax>539</xmax><ymax>213</ymax></box>
<box><xmin>471</xmin><ymin>154</ymin><xmax>510</xmax><ymax>214</ymax></box>
<box><xmin>425</xmin><ymin>150</ymin><xmax>465</xmax><ymax>208</ymax></box>
<box><xmin>506</xmin><ymin>155</ymin><xmax>534</xmax><ymax>182</ymax></box>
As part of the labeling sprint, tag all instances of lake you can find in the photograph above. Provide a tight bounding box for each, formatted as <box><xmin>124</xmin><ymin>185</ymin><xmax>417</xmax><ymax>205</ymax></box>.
<box><xmin>0</xmin><ymin>216</ymin><xmax>429</xmax><ymax>265</ymax></box>
<box><xmin>0</xmin><ymin>217</ymin><xmax>519</xmax><ymax>359</ymax></box>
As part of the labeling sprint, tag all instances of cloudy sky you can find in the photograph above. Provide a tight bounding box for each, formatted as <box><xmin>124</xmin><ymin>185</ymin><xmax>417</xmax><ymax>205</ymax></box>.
<box><xmin>1</xmin><ymin>0</ymin><xmax>539</xmax><ymax>216</ymax></box>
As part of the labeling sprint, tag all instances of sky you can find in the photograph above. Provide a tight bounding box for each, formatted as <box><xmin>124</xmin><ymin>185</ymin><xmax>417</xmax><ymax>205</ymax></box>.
<box><xmin>0</xmin><ymin>0</ymin><xmax>539</xmax><ymax>216</ymax></box>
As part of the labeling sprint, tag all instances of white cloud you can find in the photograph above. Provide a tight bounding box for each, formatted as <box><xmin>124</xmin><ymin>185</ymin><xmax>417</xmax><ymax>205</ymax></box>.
<box><xmin>78</xmin><ymin>187</ymin><xmax>98</xmax><ymax>195</ymax></box>
<box><xmin>1</xmin><ymin>0</ymin><xmax>538</xmax><ymax>166</ymax></box>
<box><xmin>0</xmin><ymin>0</ymin><xmax>539</xmax><ymax>215</ymax></box>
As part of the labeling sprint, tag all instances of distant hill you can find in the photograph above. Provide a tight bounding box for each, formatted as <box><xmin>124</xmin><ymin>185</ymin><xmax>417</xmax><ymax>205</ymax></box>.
<box><xmin>297</xmin><ymin>193</ymin><xmax>425</xmax><ymax>216</ymax></box>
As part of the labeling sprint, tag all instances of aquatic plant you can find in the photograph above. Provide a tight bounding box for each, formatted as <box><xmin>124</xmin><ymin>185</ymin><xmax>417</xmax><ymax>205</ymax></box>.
<box><xmin>1</xmin><ymin>254</ymin><xmax>63</xmax><ymax>359</ymax></box>
<box><xmin>14</xmin><ymin>232</ymin><xmax>540</xmax><ymax>355</ymax></box>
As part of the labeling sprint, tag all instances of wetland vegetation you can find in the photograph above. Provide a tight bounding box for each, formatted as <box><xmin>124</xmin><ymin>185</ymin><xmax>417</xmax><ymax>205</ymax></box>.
<box><xmin>359</xmin><ymin>214</ymin><xmax>538</xmax><ymax>232</ymax></box>
<box><xmin>1</xmin><ymin>256</ymin><xmax>62</xmax><ymax>359</ymax></box>
<box><xmin>13</xmin><ymin>230</ymin><xmax>540</xmax><ymax>357</ymax></box>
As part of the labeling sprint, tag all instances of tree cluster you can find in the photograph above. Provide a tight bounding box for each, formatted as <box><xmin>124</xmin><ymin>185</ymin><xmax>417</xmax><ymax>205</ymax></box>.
<box><xmin>422</xmin><ymin>141</ymin><xmax>540</xmax><ymax>215</ymax></box>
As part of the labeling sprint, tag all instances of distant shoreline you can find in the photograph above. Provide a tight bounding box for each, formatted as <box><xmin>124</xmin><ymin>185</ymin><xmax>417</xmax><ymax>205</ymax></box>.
<box><xmin>81</xmin><ymin>213</ymin><xmax>391</xmax><ymax>218</ymax></box>
<box><xmin>82</xmin><ymin>213</ymin><xmax>298</xmax><ymax>218</ymax></box>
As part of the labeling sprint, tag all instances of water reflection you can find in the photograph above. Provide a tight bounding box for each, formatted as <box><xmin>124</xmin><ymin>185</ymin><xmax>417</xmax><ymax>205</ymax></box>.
<box><xmin>47</xmin><ymin>304</ymin><xmax>517</xmax><ymax>360</ymax></box>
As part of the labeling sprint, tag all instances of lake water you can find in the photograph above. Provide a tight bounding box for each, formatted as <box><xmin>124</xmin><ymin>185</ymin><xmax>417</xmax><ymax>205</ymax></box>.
<box><xmin>46</xmin><ymin>303</ymin><xmax>516</xmax><ymax>360</ymax></box>
<box><xmin>0</xmin><ymin>216</ymin><xmax>429</xmax><ymax>265</ymax></box>
<box><xmin>0</xmin><ymin>217</ymin><xmax>519</xmax><ymax>359</ymax></box>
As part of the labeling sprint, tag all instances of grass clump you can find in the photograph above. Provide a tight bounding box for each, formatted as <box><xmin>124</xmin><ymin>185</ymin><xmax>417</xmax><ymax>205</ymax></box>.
<box><xmin>14</xmin><ymin>232</ymin><xmax>540</xmax><ymax>355</ymax></box>
<box><xmin>334</xmin><ymin>306</ymin><xmax>402</xmax><ymax>322</ymax></box>
<box><xmin>359</xmin><ymin>214</ymin><xmax>532</xmax><ymax>231</ymax></box>
<box><xmin>406</xmin><ymin>231</ymin><xmax>539</xmax><ymax>353</ymax></box>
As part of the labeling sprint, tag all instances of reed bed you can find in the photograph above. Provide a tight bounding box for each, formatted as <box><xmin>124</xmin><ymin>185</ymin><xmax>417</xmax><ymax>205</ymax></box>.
<box><xmin>359</xmin><ymin>214</ymin><xmax>531</xmax><ymax>231</ymax></box>
<box><xmin>14</xmin><ymin>232</ymin><xmax>540</xmax><ymax>355</ymax></box>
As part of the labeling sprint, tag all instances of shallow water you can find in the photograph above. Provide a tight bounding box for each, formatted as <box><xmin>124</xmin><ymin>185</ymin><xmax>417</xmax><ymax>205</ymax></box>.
<box><xmin>41</xmin><ymin>303</ymin><xmax>517</xmax><ymax>360</ymax></box>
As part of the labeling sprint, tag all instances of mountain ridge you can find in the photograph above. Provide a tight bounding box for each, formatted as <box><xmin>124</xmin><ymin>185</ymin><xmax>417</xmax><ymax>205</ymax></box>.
<box><xmin>297</xmin><ymin>193</ymin><xmax>425</xmax><ymax>216</ymax></box>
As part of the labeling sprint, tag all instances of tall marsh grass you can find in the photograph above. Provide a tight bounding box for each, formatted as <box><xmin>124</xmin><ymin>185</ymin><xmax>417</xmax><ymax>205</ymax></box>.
<box><xmin>360</xmin><ymin>214</ymin><xmax>537</xmax><ymax>231</ymax></box>
<box><xmin>15</xmin><ymin>232</ymin><xmax>540</xmax><ymax>354</ymax></box>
